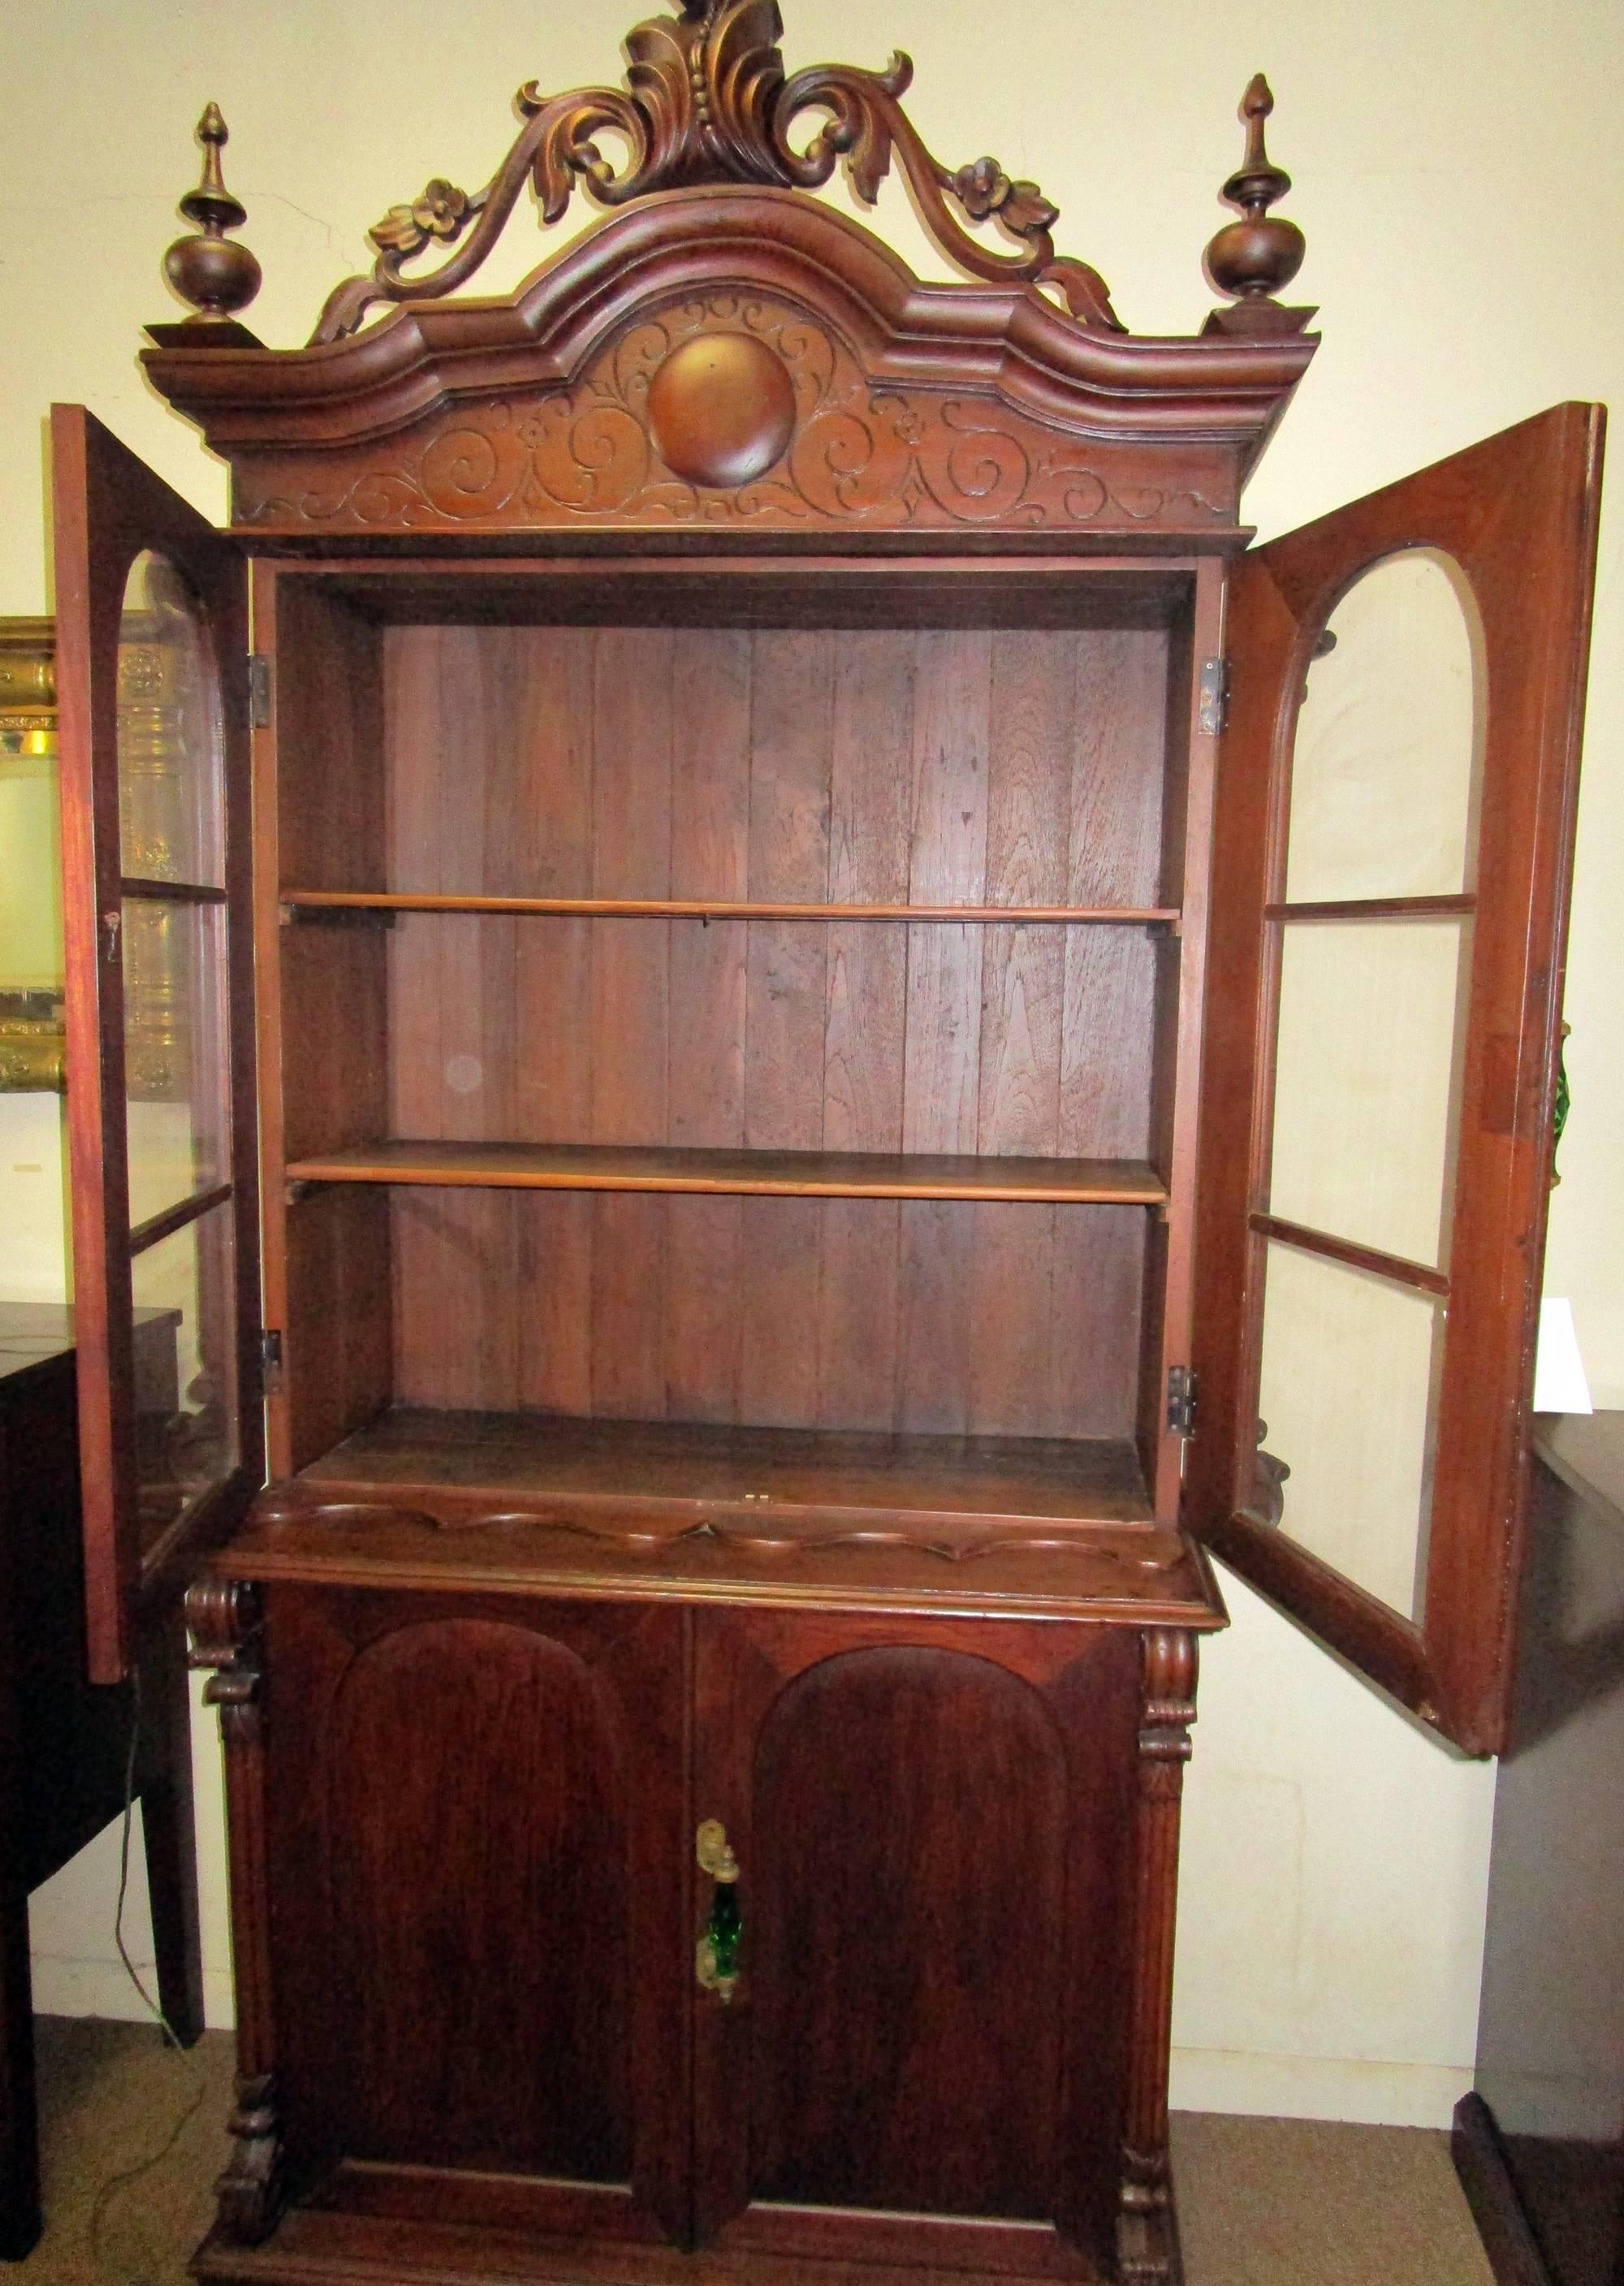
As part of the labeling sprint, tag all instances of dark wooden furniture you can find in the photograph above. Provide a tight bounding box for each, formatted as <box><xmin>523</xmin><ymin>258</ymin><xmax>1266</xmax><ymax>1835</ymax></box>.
<box><xmin>40</xmin><ymin>7</ymin><xmax>1605</xmax><ymax>2284</ymax></box>
<box><xmin>1453</xmin><ymin>1412</ymin><xmax>1624</xmax><ymax>2286</ymax></box>
<box><xmin>0</xmin><ymin>1302</ymin><xmax>203</xmax><ymax>2261</ymax></box>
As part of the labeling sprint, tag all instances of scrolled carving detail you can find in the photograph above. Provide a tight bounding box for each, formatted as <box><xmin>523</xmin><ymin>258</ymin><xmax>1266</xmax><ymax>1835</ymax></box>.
<box><xmin>771</xmin><ymin>51</ymin><xmax>1118</xmax><ymax>330</ymax></box>
<box><xmin>370</xmin><ymin>176</ymin><xmax>471</xmax><ymax>262</ymax></box>
<box><xmin>244</xmin><ymin>292</ymin><xmax>1224</xmax><ymax>534</ymax></box>
<box><xmin>185</xmin><ymin>1578</ymin><xmax>265</xmax><ymax>1745</ymax></box>
<box><xmin>312</xmin><ymin>0</ymin><xmax>1120</xmax><ymax>343</ymax></box>
<box><xmin>1139</xmin><ymin>1623</ymin><xmax>1198</xmax><ymax>1775</ymax></box>
<box><xmin>249</xmin><ymin>1488</ymin><xmax>1190</xmax><ymax>1572</ymax></box>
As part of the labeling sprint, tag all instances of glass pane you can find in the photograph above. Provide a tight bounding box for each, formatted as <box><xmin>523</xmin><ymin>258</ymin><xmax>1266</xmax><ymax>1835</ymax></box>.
<box><xmin>130</xmin><ymin>1200</ymin><xmax>240</xmax><ymax>1556</ymax></box>
<box><xmin>117</xmin><ymin>551</ymin><xmax>224</xmax><ymax>888</ymax></box>
<box><xmin>1255</xmin><ymin>1242</ymin><xmax>1444</xmax><ymax>1623</ymax></box>
<box><xmin>123</xmin><ymin>897</ymin><xmax>230</xmax><ymax>1229</ymax></box>
<box><xmin>1286</xmin><ymin>550</ymin><xmax>1484</xmax><ymax>902</ymax></box>
<box><xmin>1268</xmin><ymin>918</ymin><xmax>1472</xmax><ymax>1268</ymax></box>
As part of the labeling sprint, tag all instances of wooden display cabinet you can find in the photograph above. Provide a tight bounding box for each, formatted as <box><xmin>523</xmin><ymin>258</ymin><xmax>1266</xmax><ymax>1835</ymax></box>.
<box><xmin>42</xmin><ymin>7</ymin><xmax>1603</xmax><ymax>2284</ymax></box>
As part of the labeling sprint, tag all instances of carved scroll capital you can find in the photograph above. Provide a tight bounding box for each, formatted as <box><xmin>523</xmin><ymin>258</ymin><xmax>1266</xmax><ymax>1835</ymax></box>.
<box><xmin>312</xmin><ymin>0</ymin><xmax>1121</xmax><ymax>342</ymax></box>
<box><xmin>1138</xmin><ymin>1623</ymin><xmax>1197</xmax><ymax>1791</ymax></box>
<box><xmin>186</xmin><ymin>1579</ymin><xmax>265</xmax><ymax>1744</ymax></box>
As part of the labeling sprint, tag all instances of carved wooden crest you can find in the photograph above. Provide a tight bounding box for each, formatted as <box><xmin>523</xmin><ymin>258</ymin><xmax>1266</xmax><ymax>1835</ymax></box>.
<box><xmin>145</xmin><ymin>9</ymin><xmax>1319</xmax><ymax>537</ymax></box>
<box><xmin>311</xmin><ymin>0</ymin><xmax>1121</xmax><ymax>342</ymax></box>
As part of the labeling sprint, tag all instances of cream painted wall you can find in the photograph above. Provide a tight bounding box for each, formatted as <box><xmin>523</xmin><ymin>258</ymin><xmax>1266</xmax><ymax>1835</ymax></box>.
<box><xmin>2</xmin><ymin>0</ymin><xmax>1619</xmax><ymax>2124</ymax></box>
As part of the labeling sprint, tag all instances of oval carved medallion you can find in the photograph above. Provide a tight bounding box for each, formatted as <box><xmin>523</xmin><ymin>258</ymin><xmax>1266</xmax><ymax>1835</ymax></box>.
<box><xmin>646</xmin><ymin>331</ymin><xmax>797</xmax><ymax>489</ymax></box>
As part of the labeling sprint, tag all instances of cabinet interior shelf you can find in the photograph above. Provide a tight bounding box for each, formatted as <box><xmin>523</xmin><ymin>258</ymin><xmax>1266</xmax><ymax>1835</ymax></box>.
<box><xmin>300</xmin><ymin>1407</ymin><xmax>1157</xmax><ymax>1533</ymax></box>
<box><xmin>279</xmin><ymin>890</ymin><xmax>1180</xmax><ymax>927</ymax></box>
<box><xmin>283</xmin><ymin>1139</ymin><xmax>1168</xmax><ymax>1206</ymax></box>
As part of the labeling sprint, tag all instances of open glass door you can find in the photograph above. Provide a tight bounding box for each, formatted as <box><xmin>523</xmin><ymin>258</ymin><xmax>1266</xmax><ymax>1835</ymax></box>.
<box><xmin>1188</xmin><ymin>404</ymin><xmax>1605</xmax><ymax>1754</ymax></box>
<box><xmin>54</xmin><ymin>406</ymin><xmax>261</xmax><ymax>1683</ymax></box>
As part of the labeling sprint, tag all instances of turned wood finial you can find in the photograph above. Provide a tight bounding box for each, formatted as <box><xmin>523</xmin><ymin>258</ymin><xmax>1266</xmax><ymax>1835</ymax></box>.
<box><xmin>162</xmin><ymin>103</ymin><xmax>262</xmax><ymax>324</ymax></box>
<box><xmin>1203</xmin><ymin>74</ymin><xmax>1312</xmax><ymax>335</ymax></box>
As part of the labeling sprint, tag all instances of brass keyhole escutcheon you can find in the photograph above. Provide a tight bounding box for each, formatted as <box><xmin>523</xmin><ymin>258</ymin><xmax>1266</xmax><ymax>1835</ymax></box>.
<box><xmin>695</xmin><ymin>1818</ymin><xmax>741</xmax><ymax>2000</ymax></box>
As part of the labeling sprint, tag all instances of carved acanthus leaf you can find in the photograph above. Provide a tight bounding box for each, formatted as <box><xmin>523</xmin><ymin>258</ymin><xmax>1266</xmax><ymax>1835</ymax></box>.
<box><xmin>313</xmin><ymin>0</ymin><xmax>1121</xmax><ymax>342</ymax></box>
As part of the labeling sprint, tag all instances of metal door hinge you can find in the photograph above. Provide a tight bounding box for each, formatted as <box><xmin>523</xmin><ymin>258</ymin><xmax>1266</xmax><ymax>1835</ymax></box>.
<box><xmin>259</xmin><ymin>1328</ymin><xmax>284</xmax><ymax>1395</ymax></box>
<box><xmin>1167</xmin><ymin>1365</ymin><xmax>1198</xmax><ymax>1438</ymax></box>
<box><xmin>248</xmin><ymin>654</ymin><xmax>272</xmax><ymax>729</ymax></box>
<box><xmin>1198</xmin><ymin>656</ymin><xmax>1228</xmax><ymax>737</ymax></box>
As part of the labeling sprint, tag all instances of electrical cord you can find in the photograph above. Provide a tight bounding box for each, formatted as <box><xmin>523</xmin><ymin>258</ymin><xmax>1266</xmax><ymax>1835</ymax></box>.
<box><xmin>84</xmin><ymin>1667</ymin><xmax>209</xmax><ymax>2284</ymax></box>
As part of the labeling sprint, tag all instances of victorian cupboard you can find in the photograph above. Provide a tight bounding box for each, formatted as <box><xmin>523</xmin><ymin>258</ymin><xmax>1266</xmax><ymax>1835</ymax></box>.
<box><xmin>43</xmin><ymin>5</ymin><xmax>1603</xmax><ymax>2282</ymax></box>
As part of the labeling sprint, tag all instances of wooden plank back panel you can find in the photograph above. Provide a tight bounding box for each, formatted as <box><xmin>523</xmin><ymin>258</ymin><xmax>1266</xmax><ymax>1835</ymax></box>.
<box><xmin>819</xmin><ymin>635</ymin><xmax>913</xmax><ymax>1430</ymax></box>
<box><xmin>364</xmin><ymin>945</ymin><xmax>1157</xmax><ymax>1165</ymax></box>
<box><xmin>386</xmin><ymin>633</ymin><xmax>499</xmax><ymax>1415</ymax></box>
<box><xmin>284</xmin><ymin>1189</ymin><xmax>393</xmax><ymax>1474</ymax></box>
<box><xmin>271</xmin><ymin>587</ymin><xmax>386</xmax><ymax>893</ymax></box>
<box><xmin>377</xmin><ymin>628</ymin><xmax>1167</xmax><ymax>905</ymax></box>
<box><xmin>388</xmin><ymin>1190</ymin><xmax>1145</xmax><ymax>1441</ymax></box>
<box><xmin>270</xmin><ymin>581</ymin><xmax>391</xmax><ymax>1475</ymax></box>
<box><xmin>323</xmin><ymin>620</ymin><xmax>1173</xmax><ymax>1445</ymax></box>
<box><xmin>589</xmin><ymin>630</ymin><xmax>673</xmax><ymax>1422</ymax></box>
<box><xmin>973</xmin><ymin>633</ymin><xmax>1069</xmax><ymax>1439</ymax></box>
<box><xmin>740</xmin><ymin>632</ymin><xmax>833</xmax><ymax>1428</ymax></box>
<box><xmin>278</xmin><ymin>931</ymin><xmax>388</xmax><ymax>1167</ymax></box>
<box><xmin>667</xmin><ymin>630</ymin><xmax>751</xmax><ymax>1425</ymax></box>
<box><xmin>893</xmin><ymin>635</ymin><xmax>991</xmax><ymax>1435</ymax></box>
<box><xmin>377</xmin><ymin>626</ymin><xmax>1164</xmax><ymax>1155</ymax></box>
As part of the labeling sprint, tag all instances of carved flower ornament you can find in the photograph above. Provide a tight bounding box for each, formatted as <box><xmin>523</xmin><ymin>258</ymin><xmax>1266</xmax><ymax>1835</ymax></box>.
<box><xmin>371</xmin><ymin>177</ymin><xmax>469</xmax><ymax>259</ymax></box>
<box><xmin>318</xmin><ymin>0</ymin><xmax>1122</xmax><ymax>339</ymax></box>
<box><xmin>951</xmin><ymin>156</ymin><xmax>1059</xmax><ymax>240</ymax></box>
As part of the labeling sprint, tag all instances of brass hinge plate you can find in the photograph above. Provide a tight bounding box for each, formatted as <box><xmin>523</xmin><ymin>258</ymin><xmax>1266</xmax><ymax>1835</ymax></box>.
<box><xmin>1167</xmin><ymin>1364</ymin><xmax>1198</xmax><ymax>1439</ymax></box>
<box><xmin>1198</xmin><ymin>656</ymin><xmax>1228</xmax><ymax>737</ymax></box>
<box><xmin>248</xmin><ymin>653</ymin><xmax>271</xmax><ymax>730</ymax></box>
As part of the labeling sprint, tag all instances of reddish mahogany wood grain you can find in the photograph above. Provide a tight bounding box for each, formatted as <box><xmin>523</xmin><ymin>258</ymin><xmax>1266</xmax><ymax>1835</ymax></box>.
<box><xmin>691</xmin><ymin>1610</ymin><xmax>1140</xmax><ymax>2269</ymax></box>
<box><xmin>259</xmin><ymin>1588</ymin><xmax>689</xmax><ymax>2242</ymax></box>
<box><xmin>283</xmin><ymin>892</ymin><xmax>1180</xmax><ymax>923</ymax></box>
<box><xmin>263</xmin><ymin>611</ymin><xmax>1181</xmax><ymax>1450</ymax></box>
<box><xmin>1191</xmin><ymin>404</ymin><xmax>1606</xmax><ymax>1753</ymax></box>
<box><xmin>52</xmin><ymin>406</ymin><xmax>263</xmax><ymax>1682</ymax></box>
<box><xmin>284</xmin><ymin>1141</ymin><xmax>1166</xmax><ymax>1204</ymax></box>
<box><xmin>140</xmin><ymin>191</ymin><xmax>1313</xmax><ymax>534</ymax></box>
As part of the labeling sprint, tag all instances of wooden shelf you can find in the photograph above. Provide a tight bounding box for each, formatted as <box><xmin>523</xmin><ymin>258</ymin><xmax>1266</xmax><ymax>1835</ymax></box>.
<box><xmin>284</xmin><ymin>1140</ymin><xmax>1168</xmax><ymax>1206</ymax></box>
<box><xmin>300</xmin><ymin>1407</ymin><xmax>1158</xmax><ymax>1534</ymax></box>
<box><xmin>279</xmin><ymin>890</ymin><xmax>1179</xmax><ymax>927</ymax></box>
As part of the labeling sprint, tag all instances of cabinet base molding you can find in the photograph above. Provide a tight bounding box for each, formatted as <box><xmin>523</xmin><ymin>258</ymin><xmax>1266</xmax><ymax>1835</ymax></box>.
<box><xmin>193</xmin><ymin>2197</ymin><xmax>1179</xmax><ymax>2286</ymax></box>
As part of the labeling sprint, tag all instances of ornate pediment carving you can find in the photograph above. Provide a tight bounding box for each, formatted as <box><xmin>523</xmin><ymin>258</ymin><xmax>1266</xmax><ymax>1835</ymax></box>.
<box><xmin>234</xmin><ymin>290</ymin><xmax>1231</xmax><ymax>534</ymax></box>
<box><xmin>310</xmin><ymin>0</ymin><xmax>1121</xmax><ymax>343</ymax></box>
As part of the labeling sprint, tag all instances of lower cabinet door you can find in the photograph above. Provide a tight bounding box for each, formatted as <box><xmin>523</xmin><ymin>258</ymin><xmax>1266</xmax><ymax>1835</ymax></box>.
<box><xmin>261</xmin><ymin>1585</ymin><xmax>689</xmax><ymax>2246</ymax></box>
<box><xmin>690</xmin><ymin>1607</ymin><xmax>1142</xmax><ymax>2277</ymax></box>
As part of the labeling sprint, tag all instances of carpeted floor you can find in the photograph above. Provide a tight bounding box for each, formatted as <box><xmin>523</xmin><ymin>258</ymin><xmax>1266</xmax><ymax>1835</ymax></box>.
<box><xmin>15</xmin><ymin>2016</ymin><xmax>1493</xmax><ymax>2284</ymax></box>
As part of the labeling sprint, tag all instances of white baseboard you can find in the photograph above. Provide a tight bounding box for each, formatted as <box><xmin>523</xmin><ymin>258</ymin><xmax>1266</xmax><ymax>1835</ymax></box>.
<box><xmin>28</xmin><ymin>1958</ymin><xmax>1470</xmax><ymax>2130</ymax></box>
<box><xmin>1170</xmin><ymin>2044</ymin><xmax>1473</xmax><ymax>2128</ymax></box>
<box><xmin>28</xmin><ymin>1952</ymin><xmax>235</xmax><ymax>2033</ymax></box>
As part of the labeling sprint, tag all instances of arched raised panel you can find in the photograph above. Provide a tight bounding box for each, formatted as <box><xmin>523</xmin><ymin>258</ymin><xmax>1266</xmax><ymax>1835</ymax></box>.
<box><xmin>323</xmin><ymin>1615</ymin><xmax>631</xmax><ymax>2180</ymax></box>
<box><xmin>746</xmin><ymin>1644</ymin><xmax>1068</xmax><ymax>2219</ymax></box>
